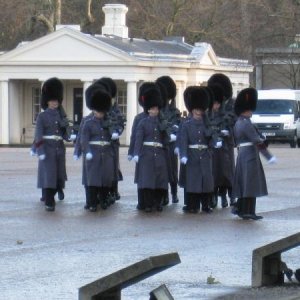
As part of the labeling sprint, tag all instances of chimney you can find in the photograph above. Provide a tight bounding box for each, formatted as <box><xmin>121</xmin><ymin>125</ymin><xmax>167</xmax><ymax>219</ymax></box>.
<box><xmin>102</xmin><ymin>4</ymin><xmax>128</xmax><ymax>39</ymax></box>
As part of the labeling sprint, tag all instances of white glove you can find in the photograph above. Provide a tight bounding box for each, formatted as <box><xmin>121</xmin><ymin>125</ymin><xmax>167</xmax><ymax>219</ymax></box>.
<box><xmin>215</xmin><ymin>141</ymin><xmax>222</xmax><ymax>148</ymax></box>
<box><xmin>86</xmin><ymin>152</ymin><xmax>93</xmax><ymax>160</ymax></box>
<box><xmin>174</xmin><ymin>147</ymin><xmax>179</xmax><ymax>155</ymax></box>
<box><xmin>128</xmin><ymin>155</ymin><xmax>133</xmax><ymax>161</ymax></box>
<box><xmin>73</xmin><ymin>155</ymin><xmax>80</xmax><ymax>161</ymax></box>
<box><xmin>133</xmin><ymin>155</ymin><xmax>139</xmax><ymax>163</ymax></box>
<box><xmin>30</xmin><ymin>150</ymin><xmax>37</xmax><ymax>157</ymax></box>
<box><xmin>170</xmin><ymin>134</ymin><xmax>177</xmax><ymax>142</ymax></box>
<box><xmin>39</xmin><ymin>154</ymin><xmax>46</xmax><ymax>160</ymax></box>
<box><xmin>268</xmin><ymin>156</ymin><xmax>277</xmax><ymax>164</ymax></box>
<box><xmin>221</xmin><ymin>129</ymin><xmax>229</xmax><ymax>136</ymax></box>
<box><xmin>180</xmin><ymin>157</ymin><xmax>188</xmax><ymax>165</ymax></box>
<box><xmin>111</xmin><ymin>132</ymin><xmax>119</xmax><ymax>140</ymax></box>
<box><xmin>69</xmin><ymin>134</ymin><xmax>77</xmax><ymax>141</ymax></box>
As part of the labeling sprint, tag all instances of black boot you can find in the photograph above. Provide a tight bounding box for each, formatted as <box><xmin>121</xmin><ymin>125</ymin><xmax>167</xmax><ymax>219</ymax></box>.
<box><xmin>248</xmin><ymin>198</ymin><xmax>263</xmax><ymax>220</ymax></box>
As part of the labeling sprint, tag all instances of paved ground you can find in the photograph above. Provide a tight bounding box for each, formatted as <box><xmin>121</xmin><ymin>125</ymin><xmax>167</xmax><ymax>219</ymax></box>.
<box><xmin>1</xmin><ymin>145</ymin><xmax>300</xmax><ymax>299</ymax></box>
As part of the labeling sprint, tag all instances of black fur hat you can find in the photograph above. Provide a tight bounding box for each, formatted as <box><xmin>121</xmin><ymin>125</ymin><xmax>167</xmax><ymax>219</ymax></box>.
<box><xmin>185</xmin><ymin>86</ymin><xmax>210</xmax><ymax>112</ymax></box>
<box><xmin>209</xmin><ymin>84</ymin><xmax>224</xmax><ymax>104</ymax></box>
<box><xmin>40</xmin><ymin>77</ymin><xmax>63</xmax><ymax>110</ymax></box>
<box><xmin>204</xmin><ymin>86</ymin><xmax>215</xmax><ymax>111</ymax></box>
<box><xmin>234</xmin><ymin>87</ymin><xmax>257</xmax><ymax>116</ymax></box>
<box><xmin>156</xmin><ymin>81</ymin><xmax>168</xmax><ymax>108</ymax></box>
<box><xmin>95</xmin><ymin>77</ymin><xmax>117</xmax><ymax>98</ymax></box>
<box><xmin>183</xmin><ymin>86</ymin><xmax>195</xmax><ymax>109</ymax></box>
<box><xmin>139</xmin><ymin>82</ymin><xmax>162</xmax><ymax>112</ymax></box>
<box><xmin>86</xmin><ymin>83</ymin><xmax>111</xmax><ymax>112</ymax></box>
<box><xmin>207</xmin><ymin>73</ymin><xmax>233</xmax><ymax>99</ymax></box>
<box><xmin>156</xmin><ymin>76</ymin><xmax>177</xmax><ymax>100</ymax></box>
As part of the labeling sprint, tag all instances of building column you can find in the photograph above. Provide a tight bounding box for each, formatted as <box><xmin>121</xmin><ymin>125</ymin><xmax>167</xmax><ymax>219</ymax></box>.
<box><xmin>176</xmin><ymin>81</ymin><xmax>186</xmax><ymax>112</ymax></box>
<box><xmin>0</xmin><ymin>80</ymin><xmax>9</xmax><ymax>144</ymax></box>
<box><xmin>256</xmin><ymin>61</ymin><xmax>263</xmax><ymax>90</ymax></box>
<box><xmin>83</xmin><ymin>81</ymin><xmax>93</xmax><ymax>117</ymax></box>
<box><xmin>126</xmin><ymin>81</ymin><xmax>138</xmax><ymax>145</ymax></box>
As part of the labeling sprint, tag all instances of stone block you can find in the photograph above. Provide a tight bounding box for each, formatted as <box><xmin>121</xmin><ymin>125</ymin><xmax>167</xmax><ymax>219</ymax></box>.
<box><xmin>78</xmin><ymin>252</ymin><xmax>180</xmax><ymax>300</ymax></box>
<box><xmin>252</xmin><ymin>232</ymin><xmax>300</xmax><ymax>287</ymax></box>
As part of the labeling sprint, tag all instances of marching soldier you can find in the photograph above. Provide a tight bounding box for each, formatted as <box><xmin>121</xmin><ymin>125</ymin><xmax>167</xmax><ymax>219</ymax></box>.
<box><xmin>156</xmin><ymin>76</ymin><xmax>181</xmax><ymax>204</ymax></box>
<box><xmin>179</xmin><ymin>86</ymin><xmax>221</xmax><ymax>213</ymax></box>
<box><xmin>34</xmin><ymin>77</ymin><xmax>69</xmax><ymax>211</ymax></box>
<box><xmin>80</xmin><ymin>82</ymin><xmax>118</xmax><ymax>212</ymax></box>
<box><xmin>133</xmin><ymin>82</ymin><xmax>169</xmax><ymax>212</ymax></box>
<box><xmin>95</xmin><ymin>77</ymin><xmax>125</xmax><ymax>201</ymax></box>
<box><xmin>128</xmin><ymin>82</ymin><xmax>152</xmax><ymax>210</ymax></box>
<box><xmin>231</xmin><ymin>87</ymin><xmax>268</xmax><ymax>220</ymax></box>
<box><xmin>207</xmin><ymin>73</ymin><xmax>236</xmax><ymax>205</ymax></box>
<box><xmin>207</xmin><ymin>84</ymin><xmax>234</xmax><ymax>208</ymax></box>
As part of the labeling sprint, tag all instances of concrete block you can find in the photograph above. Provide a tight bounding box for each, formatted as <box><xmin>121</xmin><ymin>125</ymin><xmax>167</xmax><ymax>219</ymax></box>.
<box><xmin>252</xmin><ymin>232</ymin><xmax>300</xmax><ymax>287</ymax></box>
<box><xmin>149</xmin><ymin>284</ymin><xmax>174</xmax><ymax>300</ymax></box>
<box><xmin>78</xmin><ymin>252</ymin><xmax>180</xmax><ymax>300</ymax></box>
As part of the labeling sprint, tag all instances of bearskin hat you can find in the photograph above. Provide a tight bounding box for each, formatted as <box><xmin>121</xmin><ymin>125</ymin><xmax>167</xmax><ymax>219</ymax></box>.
<box><xmin>207</xmin><ymin>73</ymin><xmax>233</xmax><ymax>99</ymax></box>
<box><xmin>94</xmin><ymin>77</ymin><xmax>117</xmax><ymax>98</ymax></box>
<box><xmin>85</xmin><ymin>83</ymin><xmax>111</xmax><ymax>112</ymax></box>
<box><xmin>156</xmin><ymin>81</ymin><xmax>168</xmax><ymax>108</ymax></box>
<box><xmin>40</xmin><ymin>77</ymin><xmax>63</xmax><ymax>110</ymax></box>
<box><xmin>234</xmin><ymin>87</ymin><xmax>257</xmax><ymax>116</ymax></box>
<box><xmin>185</xmin><ymin>86</ymin><xmax>210</xmax><ymax>112</ymax></box>
<box><xmin>183</xmin><ymin>86</ymin><xmax>195</xmax><ymax>108</ymax></box>
<box><xmin>209</xmin><ymin>84</ymin><xmax>224</xmax><ymax>104</ymax></box>
<box><xmin>156</xmin><ymin>76</ymin><xmax>177</xmax><ymax>100</ymax></box>
<box><xmin>138</xmin><ymin>82</ymin><xmax>162</xmax><ymax>112</ymax></box>
<box><xmin>204</xmin><ymin>86</ymin><xmax>215</xmax><ymax>111</ymax></box>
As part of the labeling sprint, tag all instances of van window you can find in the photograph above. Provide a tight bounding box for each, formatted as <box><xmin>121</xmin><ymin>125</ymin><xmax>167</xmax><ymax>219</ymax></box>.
<box><xmin>255</xmin><ymin>100</ymin><xmax>295</xmax><ymax>114</ymax></box>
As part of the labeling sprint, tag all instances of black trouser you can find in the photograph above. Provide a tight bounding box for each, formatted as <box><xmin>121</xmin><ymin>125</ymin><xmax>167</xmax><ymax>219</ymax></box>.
<box><xmin>170</xmin><ymin>182</ymin><xmax>177</xmax><ymax>196</ymax></box>
<box><xmin>237</xmin><ymin>197</ymin><xmax>256</xmax><ymax>215</ymax></box>
<box><xmin>188</xmin><ymin>193</ymin><xmax>210</xmax><ymax>211</ymax></box>
<box><xmin>137</xmin><ymin>188</ymin><xmax>145</xmax><ymax>209</ymax></box>
<box><xmin>43</xmin><ymin>188</ymin><xmax>56</xmax><ymax>207</ymax></box>
<box><xmin>88</xmin><ymin>186</ymin><xmax>110</xmax><ymax>208</ymax></box>
<box><xmin>143</xmin><ymin>188</ymin><xmax>164</xmax><ymax>209</ymax></box>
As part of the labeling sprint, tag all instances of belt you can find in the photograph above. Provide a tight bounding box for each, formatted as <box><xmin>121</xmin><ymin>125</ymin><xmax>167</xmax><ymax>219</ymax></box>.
<box><xmin>188</xmin><ymin>144</ymin><xmax>208</xmax><ymax>150</ymax></box>
<box><xmin>43</xmin><ymin>135</ymin><xmax>63</xmax><ymax>141</ymax></box>
<box><xmin>89</xmin><ymin>141</ymin><xmax>111</xmax><ymax>146</ymax></box>
<box><xmin>143</xmin><ymin>142</ymin><xmax>163</xmax><ymax>148</ymax></box>
<box><xmin>237</xmin><ymin>142</ymin><xmax>253</xmax><ymax>147</ymax></box>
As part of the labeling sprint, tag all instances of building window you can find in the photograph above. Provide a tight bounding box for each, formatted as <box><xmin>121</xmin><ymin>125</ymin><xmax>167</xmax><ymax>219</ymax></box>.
<box><xmin>32</xmin><ymin>87</ymin><xmax>41</xmax><ymax>124</ymax></box>
<box><xmin>116</xmin><ymin>88</ymin><xmax>127</xmax><ymax>116</ymax></box>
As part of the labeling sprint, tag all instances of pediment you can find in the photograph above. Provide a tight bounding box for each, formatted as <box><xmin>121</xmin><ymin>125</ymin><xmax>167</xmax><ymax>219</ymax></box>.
<box><xmin>0</xmin><ymin>28</ymin><xmax>132</xmax><ymax>64</ymax></box>
<box><xmin>191</xmin><ymin>42</ymin><xmax>219</xmax><ymax>66</ymax></box>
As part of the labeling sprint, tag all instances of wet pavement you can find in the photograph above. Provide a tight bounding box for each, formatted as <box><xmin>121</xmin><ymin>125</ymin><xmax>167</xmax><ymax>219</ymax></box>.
<box><xmin>0</xmin><ymin>145</ymin><xmax>300</xmax><ymax>299</ymax></box>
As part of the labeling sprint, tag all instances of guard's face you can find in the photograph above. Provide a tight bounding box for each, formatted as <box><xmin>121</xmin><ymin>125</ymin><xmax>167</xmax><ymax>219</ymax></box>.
<box><xmin>93</xmin><ymin>110</ymin><xmax>105</xmax><ymax>119</ymax></box>
<box><xmin>212</xmin><ymin>101</ymin><xmax>221</xmax><ymax>111</ymax></box>
<box><xmin>192</xmin><ymin>108</ymin><xmax>203</xmax><ymax>119</ymax></box>
<box><xmin>48</xmin><ymin>100</ymin><xmax>59</xmax><ymax>109</ymax></box>
<box><xmin>148</xmin><ymin>106</ymin><xmax>159</xmax><ymax>117</ymax></box>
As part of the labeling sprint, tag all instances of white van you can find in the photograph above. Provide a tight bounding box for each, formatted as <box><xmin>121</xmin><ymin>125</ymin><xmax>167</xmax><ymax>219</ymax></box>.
<box><xmin>251</xmin><ymin>89</ymin><xmax>300</xmax><ymax>148</ymax></box>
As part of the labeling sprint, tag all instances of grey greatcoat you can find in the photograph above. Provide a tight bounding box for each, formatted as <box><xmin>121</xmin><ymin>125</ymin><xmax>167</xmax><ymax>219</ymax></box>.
<box><xmin>128</xmin><ymin>112</ymin><xmax>148</xmax><ymax>184</ymax></box>
<box><xmin>73</xmin><ymin>113</ymin><xmax>93</xmax><ymax>186</ymax></box>
<box><xmin>209</xmin><ymin>110</ymin><xmax>234</xmax><ymax>188</ymax></box>
<box><xmin>133</xmin><ymin>116</ymin><xmax>168</xmax><ymax>190</ymax></box>
<box><xmin>232</xmin><ymin>116</ymin><xmax>268</xmax><ymax>198</ymax></box>
<box><xmin>81</xmin><ymin>116</ymin><xmax>117</xmax><ymax>188</ymax></box>
<box><xmin>179</xmin><ymin>117</ymin><xmax>214</xmax><ymax>194</ymax></box>
<box><xmin>35</xmin><ymin>108</ymin><xmax>68</xmax><ymax>189</ymax></box>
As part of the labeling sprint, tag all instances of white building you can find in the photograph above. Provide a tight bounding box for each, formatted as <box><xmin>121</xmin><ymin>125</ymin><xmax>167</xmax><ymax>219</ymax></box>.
<box><xmin>0</xmin><ymin>4</ymin><xmax>252</xmax><ymax>145</ymax></box>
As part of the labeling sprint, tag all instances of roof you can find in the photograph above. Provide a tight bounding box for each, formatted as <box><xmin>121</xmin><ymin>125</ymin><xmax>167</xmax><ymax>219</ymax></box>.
<box><xmin>94</xmin><ymin>35</ymin><xmax>195</xmax><ymax>61</ymax></box>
